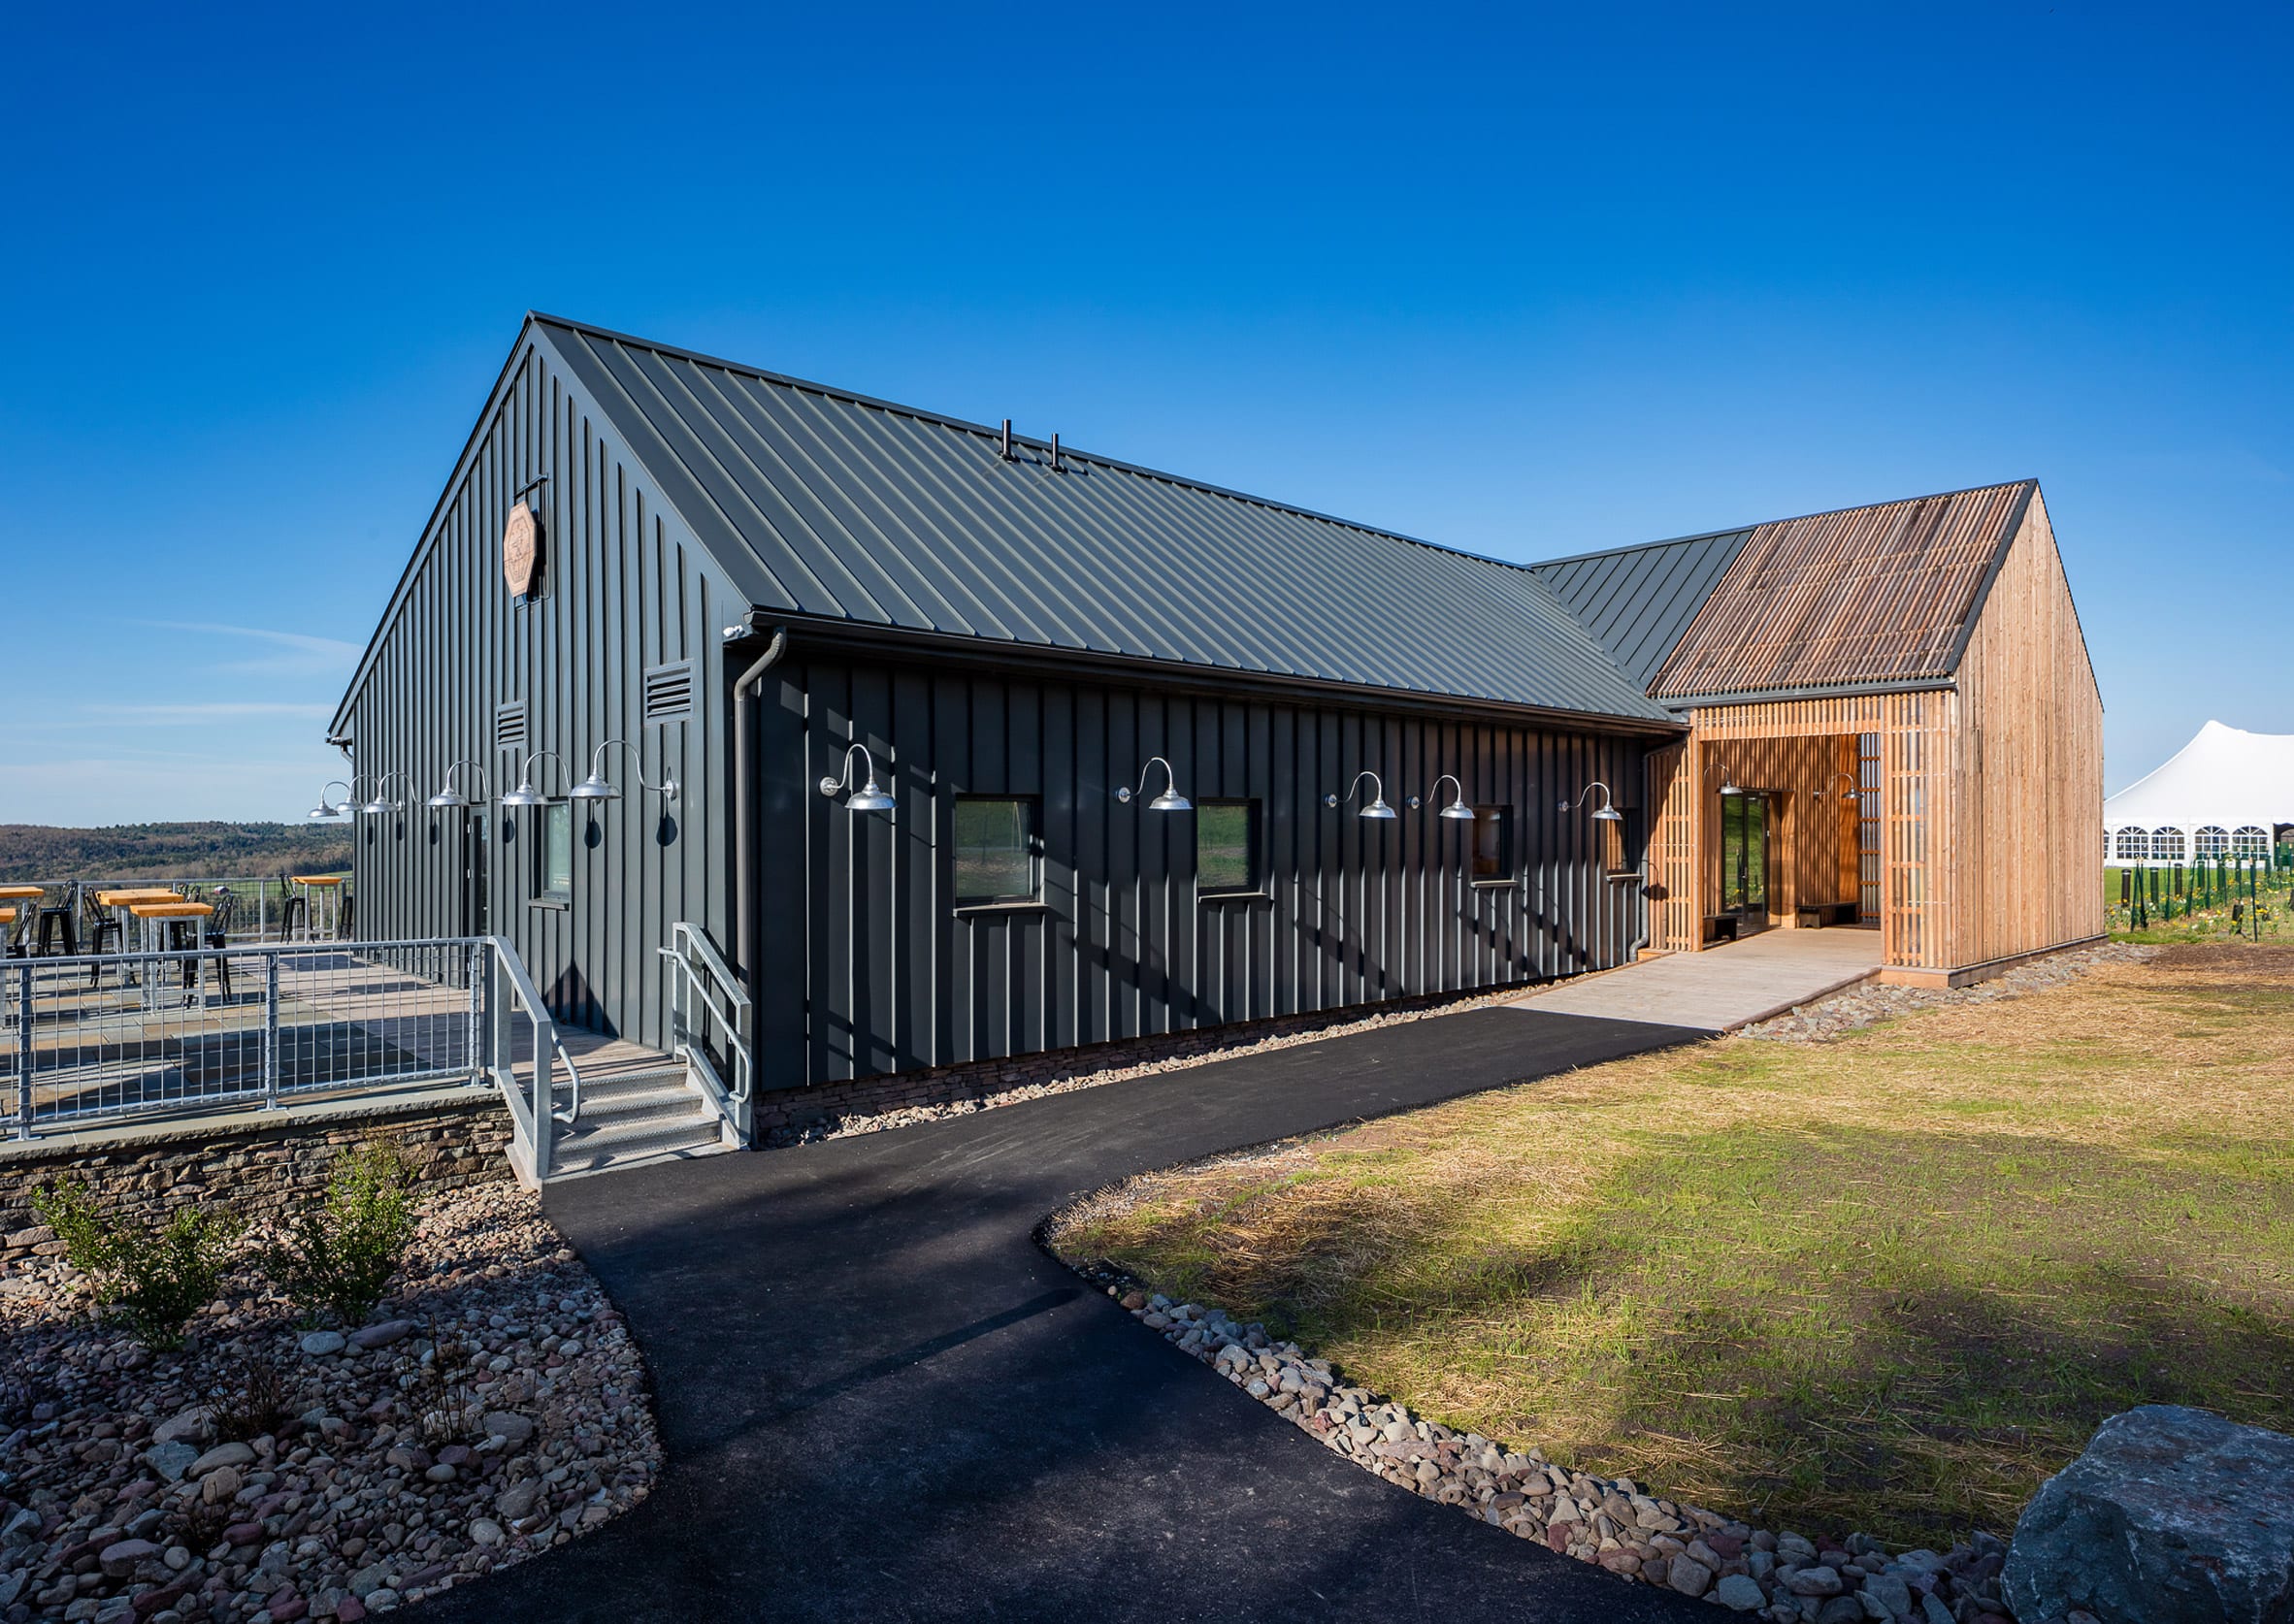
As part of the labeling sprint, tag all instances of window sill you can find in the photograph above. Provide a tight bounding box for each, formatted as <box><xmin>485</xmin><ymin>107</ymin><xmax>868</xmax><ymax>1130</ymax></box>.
<box><xmin>528</xmin><ymin>896</ymin><xmax>571</xmax><ymax>912</ymax></box>
<box><xmin>1199</xmin><ymin>890</ymin><xmax>1273</xmax><ymax>904</ymax></box>
<box><xmin>1468</xmin><ymin>877</ymin><xmax>1518</xmax><ymax>890</ymax></box>
<box><xmin>953</xmin><ymin>899</ymin><xmax>1052</xmax><ymax>917</ymax></box>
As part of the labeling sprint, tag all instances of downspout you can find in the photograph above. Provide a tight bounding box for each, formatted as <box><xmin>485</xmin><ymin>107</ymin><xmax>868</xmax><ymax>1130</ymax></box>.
<box><xmin>730</xmin><ymin>623</ymin><xmax>790</xmax><ymax>996</ymax></box>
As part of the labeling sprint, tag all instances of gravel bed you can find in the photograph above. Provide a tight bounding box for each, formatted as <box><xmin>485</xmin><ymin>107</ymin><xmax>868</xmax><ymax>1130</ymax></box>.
<box><xmin>1067</xmin><ymin>1266</ymin><xmax>2030</xmax><ymax>1620</ymax></box>
<box><xmin>764</xmin><ymin>984</ymin><xmax>1526</xmax><ymax>1148</ymax></box>
<box><xmin>0</xmin><ymin>1182</ymin><xmax>659</xmax><ymax>1623</ymax></box>
<box><xmin>1737</xmin><ymin>941</ymin><xmax>2156</xmax><ymax>1043</ymax></box>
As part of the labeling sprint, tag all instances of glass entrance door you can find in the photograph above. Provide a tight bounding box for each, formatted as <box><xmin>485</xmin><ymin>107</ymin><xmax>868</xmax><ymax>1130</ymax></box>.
<box><xmin>1720</xmin><ymin>793</ymin><xmax>1769</xmax><ymax>922</ymax></box>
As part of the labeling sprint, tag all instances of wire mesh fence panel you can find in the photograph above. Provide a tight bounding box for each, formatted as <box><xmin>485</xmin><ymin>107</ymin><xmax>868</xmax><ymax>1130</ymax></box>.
<box><xmin>3</xmin><ymin>938</ymin><xmax>488</xmax><ymax>1136</ymax></box>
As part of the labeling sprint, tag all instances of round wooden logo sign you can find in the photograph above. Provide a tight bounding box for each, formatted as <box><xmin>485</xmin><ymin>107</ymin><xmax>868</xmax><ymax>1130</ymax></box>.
<box><xmin>503</xmin><ymin>501</ymin><xmax>541</xmax><ymax>597</ymax></box>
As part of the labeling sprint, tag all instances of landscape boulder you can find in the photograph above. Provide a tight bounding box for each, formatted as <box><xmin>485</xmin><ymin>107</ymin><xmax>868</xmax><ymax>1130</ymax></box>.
<box><xmin>2003</xmin><ymin>1405</ymin><xmax>2294</xmax><ymax>1624</ymax></box>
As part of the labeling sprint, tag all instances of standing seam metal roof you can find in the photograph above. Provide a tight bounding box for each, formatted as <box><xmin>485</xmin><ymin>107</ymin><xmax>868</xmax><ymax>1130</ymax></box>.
<box><xmin>533</xmin><ymin>315</ymin><xmax>1672</xmax><ymax>725</ymax></box>
<box><xmin>1528</xmin><ymin>529</ymin><xmax>1755</xmax><ymax>693</ymax></box>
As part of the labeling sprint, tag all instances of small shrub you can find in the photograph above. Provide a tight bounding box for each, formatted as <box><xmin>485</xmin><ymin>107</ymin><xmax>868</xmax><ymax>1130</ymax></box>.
<box><xmin>259</xmin><ymin>1144</ymin><xmax>418</xmax><ymax>1326</ymax></box>
<box><xmin>415</xmin><ymin>1315</ymin><xmax>483</xmax><ymax>1445</ymax></box>
<box><xmin>213</xmin><ymin>1354</ymin><xmax>292</xmax><ymax>1444</ymax></box>
<box><xmin>31</xmin><ymin>1181</ymin><xmax>245</xmax><ymax>1351</ymax></box>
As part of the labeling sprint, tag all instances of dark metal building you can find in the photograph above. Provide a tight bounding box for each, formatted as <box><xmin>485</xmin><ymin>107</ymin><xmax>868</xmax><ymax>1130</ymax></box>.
<box><xmin>329</xmin><ymin>316</ymin><xmax>1682</xmax><ymax>1093</ymax></box>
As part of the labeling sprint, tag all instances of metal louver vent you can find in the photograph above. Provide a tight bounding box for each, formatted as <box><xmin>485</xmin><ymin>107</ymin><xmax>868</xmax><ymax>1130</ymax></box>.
<box><xmin>495</xmin><ymin>701</ymin><xmax>528</xmax><ymax>752</ymax></box>
<box><xmin>642</xmin><ymin>661</ymin><xmax>695</xmax><ymax>723</ymax></box>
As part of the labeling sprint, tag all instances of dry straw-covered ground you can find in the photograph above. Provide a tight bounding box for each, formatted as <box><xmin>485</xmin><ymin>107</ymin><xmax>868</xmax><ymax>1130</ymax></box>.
<box><xmin>1054</xmin><ymin>943</ymin><xmax>2294</xmax><ymax>1548</ymax></box>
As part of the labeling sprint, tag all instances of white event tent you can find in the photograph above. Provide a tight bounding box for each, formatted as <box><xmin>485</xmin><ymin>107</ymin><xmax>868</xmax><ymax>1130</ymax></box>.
<box><xmin>2104</xmin><ymin>720</ymin><xmax>2294</xmax><ymax>864</ymax></box>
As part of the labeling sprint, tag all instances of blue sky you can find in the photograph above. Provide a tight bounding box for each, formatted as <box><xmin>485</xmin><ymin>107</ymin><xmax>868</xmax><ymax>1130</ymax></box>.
<box><xmin>2</xmin><ymin>1</ymin><xmax>2286</xmax><ymax>824</ymax></box>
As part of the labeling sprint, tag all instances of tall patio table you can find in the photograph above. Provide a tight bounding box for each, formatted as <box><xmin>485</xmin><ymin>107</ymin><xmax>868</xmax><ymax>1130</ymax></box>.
<box><xmin>0</xmin><ymin>888</ymin><xmax>37</xmax><ymax>956</ymax></box>
<box><xmin>289</xmin><ymin>875</ymin><xmax>346</xmax><ymax>942</ymax></box>
<box><xmin>95</xmin><ymin>890</ymin><xmax>185</xmax><ymax>990</ymax></box>
<box><xmin>124</xmin><ymin>898</ymin><xmax>213</xmax><ymax>1010</ymax></box>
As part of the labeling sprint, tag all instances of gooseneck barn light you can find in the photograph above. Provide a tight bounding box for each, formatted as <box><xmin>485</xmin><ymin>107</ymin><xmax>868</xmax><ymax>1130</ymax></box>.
<box><xmin>1719</xmin><ymin>779</ymin><xmax>1747</xmax><ymax>797</ymax></box>
<box><xmin>359</xmin><ymin>771</ymin><xmax>413</xmax><ymax>817</ymax></box>
<box><xmin>426</xmin><ymin>761</ymin><xmax>491</xmax><ymax>810</ymax></box>
<box><xmin>500</xmin><ymin>752</ymin><xmax>572</xmax><ymax>809</ymax></box>
<box><xmin>307</xmin><ymin>780</ymin><xmax>355</xmax><ymax>823</ymax></box>
<box><xmin>1325</xmin><ymin>769</ymin><xmax>1398</xmax><ymax>821</ymax></box>
<box><xmin>1560</xmin><ymin>781</ymin><xmax>1625</xmax><ymax>822</ymax></box>
<box><xmin>1818</xmin><ymin>770</ymin><xmax>1859</xmax><ymax>803</ymax></box>
<box><xmin>572</xmin><ymin>739</ymin><xmax>679</xmax><ymax>802</ymax></box>
<box><xmin>819</xmin><ymin>743</ymin><xmax>896</xmax><ymax>813</ymax></box>
<box><xmin>1115</xmin><ymin>756</ymin><xmax>1191</xmax><ymax>812</ymax></box>
<box><xmin>1408</xmin><ymin>773</ymin><xmax>1478</xmax><ymax>822</ymax></box>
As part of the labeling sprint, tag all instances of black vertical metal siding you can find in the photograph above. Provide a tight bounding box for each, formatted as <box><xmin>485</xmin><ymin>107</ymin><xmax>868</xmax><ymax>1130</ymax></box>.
<box><xmin>752</xmin><ymin>652</ymin><xmax>1648</xmax><ymax>1091</ymax></box>
<box><xmin>344</xmin><ymin>341</ymin><xmax>737</xmax><ymax>1051</ymax></box>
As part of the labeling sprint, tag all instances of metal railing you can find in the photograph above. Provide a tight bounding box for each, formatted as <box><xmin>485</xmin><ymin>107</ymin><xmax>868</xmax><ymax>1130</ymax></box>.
<box><xmin>660</xmin><ymin>922</ymin><xmax>752</xmax><ymax>1145</ymax></box>
<box><xmin>0</xmin><ymin>937</ymin><xmax>575</xmax><ymax>1179</ymax></box>
<box><xmin>0</xmin><ymin>877</ymin><xmax>353</xmax><ymax>949</ymax></box>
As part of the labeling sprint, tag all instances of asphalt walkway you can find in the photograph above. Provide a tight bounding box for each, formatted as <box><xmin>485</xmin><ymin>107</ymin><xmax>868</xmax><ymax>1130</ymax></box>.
<box><xmin>424</xmin><ymin>1005</ymin><xmax>1711</xmax><ymax>1622</ymax></box>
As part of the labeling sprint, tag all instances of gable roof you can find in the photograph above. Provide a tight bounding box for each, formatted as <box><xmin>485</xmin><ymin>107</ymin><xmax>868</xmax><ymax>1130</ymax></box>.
<box><xmin>1626</xmin><ymin>480</ymin><xmax>2038</xmax><ymax>704</ymax></box>
<box><xmin>1529</xmin><ymin>527</ymin><xmax>1755</xmax><ymax>693</ymax></box>
<box><xmin>526</xmin><ymin>316</ymin><xmax>1672</xmax><ymax>727</ymax></box>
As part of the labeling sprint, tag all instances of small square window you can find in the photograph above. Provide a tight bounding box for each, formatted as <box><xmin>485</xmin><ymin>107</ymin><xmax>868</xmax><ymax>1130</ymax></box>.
<box><xmin>953</xmin><ymin>796</ymin><xmax>1039</xmax><ymax>906</ymax></box>
<box><xmin>1472</xmin><ymin>805</ymin><xmax>1514</xmax><ymax>881</ymax></box>
<box><xmin>536</xmin><ymin>802</ymin><xmax>573</xmax><ymax>901</ymax></box>
<box><xmin>1196</xmin><ymin>799</ymin><xmax>1262</xmax><ymax>895</ymax></box>
<box><xmin>1601</xmin><ymin>814</ymin><xmax>1632</xmax><ymax>876</ymax></box>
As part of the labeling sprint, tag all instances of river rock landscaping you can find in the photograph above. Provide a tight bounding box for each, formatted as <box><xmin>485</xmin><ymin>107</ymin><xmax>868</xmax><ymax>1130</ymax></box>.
<box><xmin>0</xmin><ymin>1180</ymin><xmax>659</xmax><ymax>1623</ymax></box>
<box><xmin>1072</xmin><ymin>1272</ymin><xmax>2028</xmax><ymax>1620</ymax></box>
<box><xmin>1734</xmin><ymin>941</ymin><xmax>2153</xmax><ymax>1043</ymax></box>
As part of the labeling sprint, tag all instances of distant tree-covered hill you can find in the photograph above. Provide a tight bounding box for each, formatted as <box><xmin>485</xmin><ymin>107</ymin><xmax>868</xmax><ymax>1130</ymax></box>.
<box><xmin>0</xmin><ymin>823</ymin><xmax>355</xmax><ymax>883</ymax></box>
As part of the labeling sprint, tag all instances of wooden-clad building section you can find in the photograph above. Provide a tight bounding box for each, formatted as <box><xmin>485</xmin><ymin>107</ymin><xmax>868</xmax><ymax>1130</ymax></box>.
<box><xmin>1577</xmin><ymin>482</ymin><xmax>2104</xmax><ymax>988</ymax></box>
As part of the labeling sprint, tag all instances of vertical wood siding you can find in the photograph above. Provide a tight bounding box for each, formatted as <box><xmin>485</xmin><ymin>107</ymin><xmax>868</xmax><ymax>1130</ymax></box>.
<box><xmin>752</xmin><ymin>655</ymin><xmax>1652</xmax><ymax>1091</ymax></box>
<box><xmin>1645</xmin><ymin>494</ymin><xmax>2102</xmax><ymax>973</ymax></box>
<box><xmin>1951</xmin><ymin>493</ymin><xmax>2107</xmax><ymax>964</ymax></box>
<box><xmin>343</xmin><ymin>341</ymin><xmax>737</xmax><ymax>1051</ymax></box>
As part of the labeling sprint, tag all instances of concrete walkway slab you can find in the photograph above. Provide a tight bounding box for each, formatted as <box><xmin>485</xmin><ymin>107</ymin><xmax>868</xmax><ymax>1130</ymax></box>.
<box><xmin>419</xmin><ymin>1006</ymin><xmax>1712</xmax><ymax>1623</ymax></box>
<box><xmin>1504</xmin><ymin>928</ymin><xmax>1884</xmax><ymax>1032</ymax></box>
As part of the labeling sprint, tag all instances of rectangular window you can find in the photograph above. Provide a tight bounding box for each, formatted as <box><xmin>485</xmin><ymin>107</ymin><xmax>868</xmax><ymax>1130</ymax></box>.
<box><xmin>1196</xmin><ymin>799</ymin><xmax>1262</xmax><ymax>895</ymax></box>
<box><xmin>536</xmin><ymin>802</ymin><xmax>573</xmax><ymax>901</ymax></box>
<box><xmin>1472</xmin><ymin>805</ymin><xmax>1514</xmax><ymax>881</ymax></box>
<box><xmin>1601</xmin><ymin>814</ymin><xmax>1631</xmax><ymax>876</ymax></box>
<box><xmin>953</xmin><ymin>796</ymin><xmax>1039</xmax><ymax>906</ymax></box>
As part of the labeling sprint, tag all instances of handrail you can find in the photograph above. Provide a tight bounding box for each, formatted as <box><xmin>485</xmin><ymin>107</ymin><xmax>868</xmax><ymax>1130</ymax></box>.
<box><xmin>659</xmin><ymin>922</ymin><xmax>752</xmax><ymax>1145</ymax></box>
<box><xmin>485</xmin><ymin>934</ymin><xmax>559</xmax><ymax>1184</ymax></box>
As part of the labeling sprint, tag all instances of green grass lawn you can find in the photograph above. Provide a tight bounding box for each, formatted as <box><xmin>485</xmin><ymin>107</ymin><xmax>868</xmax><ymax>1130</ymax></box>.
<box><xmin>1052</xmin><ymin>942</ymin><xmax>2294</xmax><ymax>1547</ymax></box>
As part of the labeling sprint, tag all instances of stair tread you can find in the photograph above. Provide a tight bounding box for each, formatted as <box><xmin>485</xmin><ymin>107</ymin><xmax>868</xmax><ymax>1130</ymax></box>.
<box><xmin>558</xmin><ymin>1111</ymin><xmax>717</xmax><ymax>1150</ymax></box>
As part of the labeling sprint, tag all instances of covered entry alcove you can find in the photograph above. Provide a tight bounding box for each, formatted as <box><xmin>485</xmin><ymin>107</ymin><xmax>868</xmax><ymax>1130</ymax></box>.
<box><xmin>1539</xmin><ymin>480</ymin><xmax>2105</xmax><ymax>989</ymax></box>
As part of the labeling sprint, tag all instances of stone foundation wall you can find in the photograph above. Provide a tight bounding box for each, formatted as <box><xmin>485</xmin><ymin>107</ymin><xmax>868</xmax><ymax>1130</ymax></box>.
<box><xmin>750</xmin><ymin>986</ymin><xmax>1496</xmax><ymax>1139</ymax></box>
<box><xmin>0</xmin><ymin>1096</ymin><xmax>510</xmax><ymax>1272</ymax></box>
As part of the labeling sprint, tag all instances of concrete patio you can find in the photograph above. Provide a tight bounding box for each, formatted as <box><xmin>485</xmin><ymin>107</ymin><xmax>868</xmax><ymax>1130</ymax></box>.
<box><xmin>1503</xmin><ymin>927</ymin><xmax>1884</xmax><ymax>1032</ymax></box>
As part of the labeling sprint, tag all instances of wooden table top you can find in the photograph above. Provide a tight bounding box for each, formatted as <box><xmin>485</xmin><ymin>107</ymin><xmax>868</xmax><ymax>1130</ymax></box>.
<box><xmin>99</xmin><ymin>888</ymin><xmax>187</xmax><ymax>906</ymax></box>
<box><xmin>0</xmin><ymin>885</ymin><xmax>45</xmax><ymax>900</ymax></box>
<box><xmin>291</xmin><ymin>875</ymin><xmax>347</xmax><ymax>888</ymax></box>
<box><xmin>0</xmin><ymin>907</ymin><xmax>16</xmax><ymax>925</ymax></box>
<box><xmin>128</xmin><ymin>900</ymin><xmax>213</xmax><ymax>919</ymax></box>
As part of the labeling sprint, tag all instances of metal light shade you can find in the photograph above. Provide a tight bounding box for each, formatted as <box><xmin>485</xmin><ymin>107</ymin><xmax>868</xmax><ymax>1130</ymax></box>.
<box><xmin>427</xmin><ymin>786</ymin><xmax>472</xmax><ymax>809</ymax></box>
<box><xmin>1592</xmin><ymin>803</ymin><xmax>1624</xmax><ymax>822</ymax></box>
<box><xmin>568</xmin><ymin>771</ymin><xmax>621</xmax><ymax>801</ymax></box>
<box><xmin>1117</xmin><ymin>756</ymin><xmax>1191</xmax><ymax>812</ymax></box>
<box><xmin>307</xmin><ymin>799</ymin><xmax>348</xmax><ymax>823</ymax></box>
<box><xmin>500</xmin><ymin>780</ymin><xmax>548</xmax><ymax>809</ymax></box>
<box><xmin>821</xmin><ymin>742</ymin><xmax>896</xmax><ymax>813</ymax></box>
<box><xmin>1360</xmin><ymin>795</ymin><xmax>1398</xmax><ymax>820</ymax></box>
<box><xmin>358</xmin><ymin>796</ymin><xmax>397</xmax><ymax>816</ymax></box>
<box><xmin>1719</xmin><ymin>780</ymin><xmax>1745</xmax><ymax>796</ymax></box>
<box><xmin>1439</xmin><ymin>800</ymin><xmax>1478</xmax><ymax>821</ymax></box>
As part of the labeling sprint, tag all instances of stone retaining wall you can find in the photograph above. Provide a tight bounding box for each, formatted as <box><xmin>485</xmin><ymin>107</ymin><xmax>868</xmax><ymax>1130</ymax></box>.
<box><xmin>0</xmin><ymin>1096</ymin><xmax>510</xmax><ymax>1271</ymax></box>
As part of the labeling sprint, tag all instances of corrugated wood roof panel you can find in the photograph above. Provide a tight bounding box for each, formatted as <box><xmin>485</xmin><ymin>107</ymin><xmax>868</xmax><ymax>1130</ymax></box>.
<box><xmin>1647</xmin><ymin>482</ymin><xmax>2034</xmax><ymax>700</ymax></box>
<box><xmin>537</xmin><ymin>316</ymin><xmax>1671</xmax><ymax>724</ymax></box>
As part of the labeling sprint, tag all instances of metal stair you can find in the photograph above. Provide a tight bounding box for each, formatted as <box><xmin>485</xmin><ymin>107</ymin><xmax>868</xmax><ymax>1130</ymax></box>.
<box><xmin>541</xmin><ymin>1064</ymin><xmax>733</xmax><ymax>1181</ymax></box>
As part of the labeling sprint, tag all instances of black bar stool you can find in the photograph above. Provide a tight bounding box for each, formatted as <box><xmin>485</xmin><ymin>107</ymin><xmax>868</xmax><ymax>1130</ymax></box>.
<box><xmin>34</xmin><ymin>894</ymin><xmax>78</xmax><ymax>957</ymax></box>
